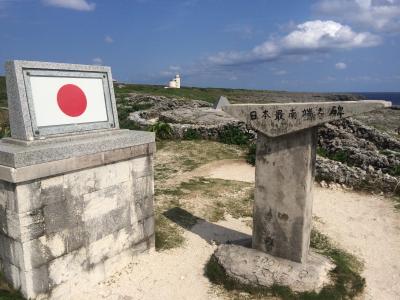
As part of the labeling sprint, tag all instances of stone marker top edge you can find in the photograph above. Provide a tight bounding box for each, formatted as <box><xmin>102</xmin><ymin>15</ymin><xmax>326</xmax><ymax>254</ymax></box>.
<box><xmin>6</xmin><ymin>60</ymin><xmax>111</xmax><ymax>73</ymax></box>
<box><xmin>221</xmin><ymin>99</ymin><xmax>391</xmax><ymax>137</ymax></box>
<box><xmin>221</xmin><ymin>99</ymin><xmax>392</xmax><ymax>108</ymax></box>
<box><xmin>0</xmin><ymin>129</ymin><xmax>155</xmax><ymax>168</ymax></box>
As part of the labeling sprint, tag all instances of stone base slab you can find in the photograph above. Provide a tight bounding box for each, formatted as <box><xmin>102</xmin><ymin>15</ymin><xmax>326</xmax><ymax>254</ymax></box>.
<box><xmin>0</xmin><ymin>139</ymin><xmax>155</xmax><ymax>299</ymax></box>
<box><xmin>213</xmin><ymin>244</ymin><xmax>335</xmax><ymax>293</ymax></box>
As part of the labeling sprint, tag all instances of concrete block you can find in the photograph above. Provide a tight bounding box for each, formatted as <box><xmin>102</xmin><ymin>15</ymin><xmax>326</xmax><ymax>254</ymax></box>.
<box><xmin>0</xmin><ymin>143</ymin><xmax>155</xmax><ymax>297</ymax></box>
<box><xmin>133</xmin><ymin>175</ymin><xmax>154</xmax><ymax>221</ymax></box>
<box><xmin>63</xmin><ymin>168</ymin><xmax>96</xmax><ymax>197</ymax></box>
<box><xmin>0</xmin><ymin>259</ymin><xmax>21</xmax><ymax>289</ymax></box>
<box><xmin>20</xmin><ymin>264</ymin><xmax>49</xmax><ymax>297</ymax></box>
<box><xmin>83</xmin><ymin>181</ymin><xmax>132</xmax><ymax>222</ymax></box>
<box><xmin>4</xmin><ymin>208</ymin><xmax>45</xmax><ymax>242</ymax></box>
<box><xmin>48</xmin><ymin>247</ymin><xmax>88</xmax><ymax>286</ymax></box>
<box><xmin>131</xmin><ymin>156</ymin><xmax>153</xmax><ymax>179</ymax></box>
<box><xmin>85</xmin><ymin>207</ymin><xmax>130</xmax><ymax>243</ymax></box>
<box><xmin>43</xmin><ymin>199</ymin><xmax>83</xmax><ymax>235</ymax></box>
<box><xmin>0</xmin><ymin>181</ymin><xmax>14</xmax><ymax>211</ymax></box>
<box><xmin>0</xmin><ymin>234</ymin><xmax>23</xmax><ymax>269</ymax></box>
<box><xmin>41</xmin><ymin>176</ymin><xmax>65</xmax><ymax>206</ymax></box>
<box><xmin>142</xmin><ymin>216</ymin><xmax>155</xmax><ymax>239</ymax></box>
<box><xmin>93</xmin><ymin>160</ymin><xmax>130</xmax><ymax>190</ymax></box>
<box><xmin>87</xmin><ymin>227</ymin><xmax>140</xmax><ymax>266</ymax></box>
<box><xmin>14</xmin><ymin>181</ymin><xmax>41</xmax><ymax>213</ymax></box>
<box><xmin>21</xmin><ymin>228</ymin><xmax>87</xmax><ymax>271</ymax></box>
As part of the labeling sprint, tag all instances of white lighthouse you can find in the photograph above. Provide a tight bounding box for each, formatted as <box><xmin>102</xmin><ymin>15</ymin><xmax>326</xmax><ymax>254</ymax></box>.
<box><xmin>166</xmin><ymin>74</ymin><xmax>181</xmax><ymax>89</ymax></box>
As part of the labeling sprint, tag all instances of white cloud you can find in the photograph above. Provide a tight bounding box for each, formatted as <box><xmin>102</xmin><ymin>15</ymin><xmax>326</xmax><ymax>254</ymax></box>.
<box><xmin>335</xmin><ymin>62</ymin><xmax>347</xmax><ymax>69</ymax></box>
<box><xmin>104</xmin><ymin>35</ymin><xmax>114</xmax><ymax>43</ymax></box>
<box><xmin>314</xmin><ymin>0</ymin><xmax>400</xmax><ymax>32</ymax></box>
<box><xmin>42</xmin><ymin>0</ymin><xmax>95</xmax><ymax>11</ymax></box>
<box><xmin>208</xmin><ymin>20</ymin><xmax>381</xmax><ymax>65</ymax></box>
<box><xmin>92</xmin><ymin>57</ymin><xmax>103</xmax><ymax>65</ymax></box>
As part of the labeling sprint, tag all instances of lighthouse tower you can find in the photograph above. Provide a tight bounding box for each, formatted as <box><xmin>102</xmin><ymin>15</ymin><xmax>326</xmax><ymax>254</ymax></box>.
<box><xmin>167</xmin><ymin>74</ymin><xmax>181</xmax><ymax>89</ymax></box>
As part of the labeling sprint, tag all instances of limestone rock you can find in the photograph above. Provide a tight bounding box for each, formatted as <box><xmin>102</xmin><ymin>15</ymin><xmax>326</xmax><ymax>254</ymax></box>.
<box><xmin>159</xmin><ymin>108</ymin><xmax>236</xmax><ymax>125</ymax></box>
<box><xmin>213</xmin><ymin>244</ymin><xmax>335</xmax><ymax>293</ymax></box>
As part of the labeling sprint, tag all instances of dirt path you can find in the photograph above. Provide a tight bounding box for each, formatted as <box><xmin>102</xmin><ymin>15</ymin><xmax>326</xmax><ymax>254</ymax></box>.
<box><xmin>79</xmin><ymin>159</ymin><xmax>400</xmax><ymax>300</ymax></box>
<box><xmin>76</xmin><ymin>215</ymin><xmax>251</xmax><ymax>300</ymax></box>
<box><xmin>196</xmin><ymin>160</ymin><xmax>400</xmax><ymax>300</ymax></box>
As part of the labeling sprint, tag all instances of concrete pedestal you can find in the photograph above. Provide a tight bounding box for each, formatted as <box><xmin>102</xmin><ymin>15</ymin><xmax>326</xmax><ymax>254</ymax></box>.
<box><xmin>0</xmin><ymin>130</ymin><xmax>155</xmax><ymax>299</ymax></box>
<box><xmin>253</xmin><ymin>129</ymin><xmax>316</xmax><ymax>263</ymax></box>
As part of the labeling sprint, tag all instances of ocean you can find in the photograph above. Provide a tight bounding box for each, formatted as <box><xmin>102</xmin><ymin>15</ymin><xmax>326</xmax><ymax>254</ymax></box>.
<box><xmin>352</xmin><ymin>92</ymin><xmax>400</xmax><ymax>106</ymax></box>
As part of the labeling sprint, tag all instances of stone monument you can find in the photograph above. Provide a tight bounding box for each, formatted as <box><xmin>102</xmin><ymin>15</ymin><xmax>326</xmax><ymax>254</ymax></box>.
<box><xmin>0</xmin><ymin>60</ymin><xmax>155</xmax><ymax>299</ymax></box>
<box><xmin>213</xmin><ymin>99</ymin><xmax>391</xmax><ymax>291</ymax></box>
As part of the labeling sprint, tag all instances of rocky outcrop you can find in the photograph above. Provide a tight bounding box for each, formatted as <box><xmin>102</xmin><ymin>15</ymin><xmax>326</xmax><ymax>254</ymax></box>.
<box><xmin>316</xmin><ymin>157</ymin><xmax>399</xmax><ymax>195</ymax></box>
<box><xmin>121</xmin><ymin>93</ymin><xmax>399</xmax><ymax>194</ymax></box>
<box><xmin>125</xmin><ymin>93</ymin><xmax>254</xmax><ymax>141</ymax></box>
<box><xmin>318</xmin><ymin>118</ymin><xmax>400</xmax><ymax>176</ymax></box>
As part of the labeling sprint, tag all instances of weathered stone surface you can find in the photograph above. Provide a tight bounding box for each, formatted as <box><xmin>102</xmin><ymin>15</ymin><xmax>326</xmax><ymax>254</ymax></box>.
<box><xmin>213</xmin><ymin>244</ymin><xmax>334</xmax><ymax>293</ymax></box>
<box><xmin>253</xmin><ymin>129</ymin><xmax>316</xmax><ymax>263</ymax></box>
<box><xmin>222</xmin><ymin>100</ymin><xmax>391</xmax><ymax>137</ymax></box>
<box><xmin>0</xmin><ymin>129</ymin><xmax>155</xmax><ymax>168</ymax></box>
<box><xmin>0</xmin><ymin>153</ymin><xmax>155</xmax><ymax>299</ymax></box>
<box><xmin>160</xmin><ymin>108</ymin><xmax>237</xmax><ymax>126</ymax></box>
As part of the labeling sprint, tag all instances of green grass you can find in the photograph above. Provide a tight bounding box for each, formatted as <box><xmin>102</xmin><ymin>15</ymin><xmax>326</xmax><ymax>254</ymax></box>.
<box><xmin>114</xmin><ymin>83</ymin><xmax>275</xmax><ymax>104</ymax></box>
<box><xmin>389</xmin><ymin>165</ymin><xmax>400</xmax><ymax>176</ymax></box>
<box><xmin>317</xmin><ymin>148</ymin><xmax>351</xmax><ymax>165</ymax></box>
<box><xmin>155</xmin><ymin>212</ymin><xmax>186</xmax><ymax>251</ymax></box>
<box><xmin>316</xmin><ymin>147</ymin><xmax>329</xmax><ymax>158</ymax></box>
<box><xmin>157</xmin><ymin>177</ymin><xmax>253</xmax><ymax>223</ymax></box>
<box><xmin>0</xmin><ymin>272</ymin><xmax>25</xmax><ymax>300</ymax></box>
<box><xmin>205</xmin><ymin>230</ymin><xmax>365</xmax><ymax>300</ymax></box>
<box><xmin>154</xmin><ymin>140</ymin><xmax>246</xmax><ymax>181</ymax></box>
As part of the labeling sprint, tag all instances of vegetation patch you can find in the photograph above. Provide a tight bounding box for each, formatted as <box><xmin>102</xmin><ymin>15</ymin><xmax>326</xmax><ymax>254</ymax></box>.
<box><xmin>246</xmin><ymin>143</ymin><xmax>256</xmax><ymax>166</ymax></box>
<box><xmin>155</xmin><ymin>211</ymin><xmax>185</xmax><ymax>251</ymax></box>
<box><xmin>389</xmin><ymin>165</ymin><xmax>400</xmax><ymax>176</ymax></box>
<box><xmin>0</xmin><ymin>272</ymin><xmax>24</xmax><ymax>300</ymax></box>
<box><xmin>183</xmin><ymin>128</ymin><xmax>201</xmax><ymax>140</ymax></box>
<box><xmin>205</xmin><ymin>230</ymin><xmax>365</xmax><ymax>300</ymax></box>
<box><xmin>157</xmin><ymin>177</ymin><xmax>253</xmax><ymax>223</ymax></box>
<box><xmin>218</xmin><ymin>124</ymin><xmax>251</xmax><ymax>146</ymax></box>
<box><xmin>154</xmin><ymin>140</ymin><xmax>245</xmax><ymax>181</ymax></box>
<box><xmin>149</xmin><ymin>121</ymin><xmax>173</xmax><ymax>140</ymax></box>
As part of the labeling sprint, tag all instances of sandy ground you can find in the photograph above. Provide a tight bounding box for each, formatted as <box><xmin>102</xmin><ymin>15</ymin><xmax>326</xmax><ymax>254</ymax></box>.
<box><xmin>80</xmin><ymin>160</ymin><xmax>400</xmax><ymax>300</ymax></box>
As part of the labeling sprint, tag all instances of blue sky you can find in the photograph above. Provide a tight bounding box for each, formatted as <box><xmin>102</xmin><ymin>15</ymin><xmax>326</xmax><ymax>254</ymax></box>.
<box><xmin>1</xmin><ymin>0</ymin><xmax>399</xmax><ymax>92</ymax></box>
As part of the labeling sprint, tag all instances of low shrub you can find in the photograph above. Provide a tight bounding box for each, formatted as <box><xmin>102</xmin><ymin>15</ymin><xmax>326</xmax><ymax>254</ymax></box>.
<box><xmin>218</xmin><ymin>124</ymin><xmax>250</xmax><ymax>145</ymax></box>
<box><xmin>246</xmin><ymin>143</ymin><xmax>256</xmax><ymax>166</ymax></box>
<box><xmin>149</xmin><ymin>121</ymin><xmax>173</xmax><ymax>139</ymax></box>
<box><xmin>183</xmin><ymin>128</ymin><xmax>201</xmax><ymax>140</ymax></box>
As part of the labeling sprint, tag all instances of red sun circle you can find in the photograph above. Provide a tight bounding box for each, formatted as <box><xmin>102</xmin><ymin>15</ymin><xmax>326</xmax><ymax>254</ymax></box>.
<box><xmin>57</xmin><ymin>84</ymin><xmax>87</xmax><ymax>117</ymax></box>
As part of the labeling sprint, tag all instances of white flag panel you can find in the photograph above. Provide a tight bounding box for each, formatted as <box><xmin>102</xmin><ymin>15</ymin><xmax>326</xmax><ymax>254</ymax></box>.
<box><xmin>29</xmin><ymin>76</ymin><xmax>109</xmax><ymax>127</ymax></box>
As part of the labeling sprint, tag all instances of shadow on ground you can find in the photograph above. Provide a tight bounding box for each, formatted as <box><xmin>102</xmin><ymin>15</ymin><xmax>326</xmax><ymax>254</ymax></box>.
<box><xmin>164</xmin><ymin>207</ymin><xmax>251</xmax><ymax>245</ymax></box>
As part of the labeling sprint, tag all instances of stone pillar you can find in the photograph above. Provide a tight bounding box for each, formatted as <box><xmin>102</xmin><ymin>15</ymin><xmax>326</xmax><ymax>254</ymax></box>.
<box><xmin>252</xmin><ymin>128</ymin><xmax>316</xmax><ymax>263</ymax></box>
<box><xmin>222</xmin><ymin>99</ymin><xmax>391</xmax><ymax>264</ymax></box>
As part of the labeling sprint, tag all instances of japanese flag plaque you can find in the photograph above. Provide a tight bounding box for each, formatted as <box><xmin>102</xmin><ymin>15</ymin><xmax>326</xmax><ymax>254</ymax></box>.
<box><xmin>5</xmin><ymin>60</ymin><xmax>119</xmax><ymax>140</ymax></box>
<box><xmin>0</xmin><ymin>61</ymin><xmax>155</xmax><ymax>299</ymax></box>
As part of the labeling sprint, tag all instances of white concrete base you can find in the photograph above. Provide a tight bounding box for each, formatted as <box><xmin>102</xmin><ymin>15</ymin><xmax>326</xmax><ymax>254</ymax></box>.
<box><xmin>0</xmin><ymin>150</ymin><xmax>155</xmax><ymax>299</ymax></box>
